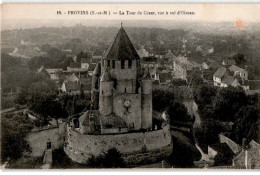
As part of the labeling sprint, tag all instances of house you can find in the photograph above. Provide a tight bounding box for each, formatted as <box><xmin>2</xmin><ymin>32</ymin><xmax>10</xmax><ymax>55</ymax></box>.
<box><xmin>37</xmin><ymin>66</ymin><xmax>50</xmax><ymax>78</ymax></box>
<box><xmin>61</xmin><ymin>81</ymin><xmax>91</xmax><ymax>95</ymax></box>
<box><xmin>213</xmin><ymin>67</ymin><xmax>227</xmax><ymax>86</ymax></box>
<box><xmin>220</xmin><ymin>74</ymin><xmax>240</xmax><ymax>88</ymax></box>
<box><xmin>37</xmin><ymin>66</ymin><xmax>62</xmax><ymax>81</ymax></box>
<box><xmin>233</xmin><ymin>140</ymin><xmax>260</xmax><ymax>169</ymax></box>
<box><xmin>201</xmin><ymin>62</ymin><xmax>210</xmax><ymax>70</ymax></box>
<box><xmin>222</xmin><ymin>58</ymin><xmax>236</xmax><ymax>66</ymax></box>
<box><xmin>228</xmin><ymin>65</ymin><xmax>248</xmax><ymax>80</ymax></box>
<box><xmin>173</xmin><ymin>56</ymin><xmax>195</xmax><ymax>80</ymax></box>
<box><xmin>209</xmin><ymin>61</ymin><xmax>220</xmax><ymax>69</ymax></box>
<box><xmin>64</xmin><ymin>73</ymin><xmax>80</xmax><ymax>83</ymax></box>
<box><xmin>61</xmin><ymin>81</ymin><xmax>81</xmax><ymax>95</ymax></box>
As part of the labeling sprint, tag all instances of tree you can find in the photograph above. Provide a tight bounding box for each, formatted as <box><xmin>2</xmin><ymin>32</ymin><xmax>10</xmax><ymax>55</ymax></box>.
<box><xmin>187</xmin><ymin>70</ymin><xmax>203</xmax><ymax>88</ymax></box>
<box><xmin>152</xmin><ymin>89</ymin><xmax>176</xmax><ymax>111</ymax></box>
<box><xmin>170</xmin><ymin>79</ymin><xmax>187</xmax><ymax>86</ymax></box>
<box><xmin>168</xmin><ymin>102</ymin><xmax>191</xmax><ymax>125</ymax></box>
<box><xmin>193</xmin><ymin>118</ymin><xmax>223</xmax><ymax>145</ymax></box>
<box><xmin>232</xmin><ymin>105</ymin><xmax>259</xmax><ymax>144</ymax></box>
<box><xmin>86</xmin><ymin>148</ymin><xmax>126</xmax><ymax>168</ymax></box>
<box><xmin>212</xmin><ymin>86</ymin><xmax>247</xmax><ymax>121</ymax></box>
<box><xmin>194</xmin><ymin>84</ymin><xmax>216</xmax><ymax>111</ymax></box>
<box><xmin>231</xmin><ymin>53</ymin><xmax>247</xmax><ymax>67</ymax></box>
<box><xmin>27</xmin><ymin>93</ymin><xmax>66</xmax><ymax>126</ymax></box>
<box><xmin>1</xmin><ymin>114</ymin><xmax>34</xmax><ymax>163</ymax></box>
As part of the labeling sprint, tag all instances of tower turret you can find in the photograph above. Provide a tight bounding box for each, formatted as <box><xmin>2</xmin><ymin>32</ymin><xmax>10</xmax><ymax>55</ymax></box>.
<box><xmin>141</xmin><ymin>68</ymin><xmax>153</xmax><ymax>130</ymax></box>
<box><xmin>99</xmin><ymin>69</ymin><xmax>113</xmax><ymax>116</ymax></box>
<box><xmin>91</xmin><ymin>62</ymin><xmax>101</xmax><ymax>109</ymax></box>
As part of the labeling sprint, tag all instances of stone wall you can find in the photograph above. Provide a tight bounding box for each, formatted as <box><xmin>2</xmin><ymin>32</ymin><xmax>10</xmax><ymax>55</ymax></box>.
<box><xmin>64</xmin><ymin>124</ymin><xmax>172</xmax><ymax>164</ymax></box>
<box><xmin>27</xmin><ymin>121</ymin><xmax>66</xmax><ymax>157</ymax></box>
<box><xmin>113</xmin><ymin>93</ymin><xmax>142</xmax><ymax>130</ymax></box>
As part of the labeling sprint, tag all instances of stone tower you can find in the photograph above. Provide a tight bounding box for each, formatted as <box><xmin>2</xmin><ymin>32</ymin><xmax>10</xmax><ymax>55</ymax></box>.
<box><xmin>141</xmin><ymin>69</ymin><xmax>153</xmax><ymax>130</ymax></box>
<box><xmin>98</xmin><ymin>26</ymin><xmax>152</xmax><ymax>130</ymax></box>
<box><xmin>91</xmin><ymin>63</ymin><xmax>101</xmax><ymax>110</ymax></box>
<box><xmin>99</xmin><ymin>69</ymin><xmax>113</xmax><ymax>116</ymax></box>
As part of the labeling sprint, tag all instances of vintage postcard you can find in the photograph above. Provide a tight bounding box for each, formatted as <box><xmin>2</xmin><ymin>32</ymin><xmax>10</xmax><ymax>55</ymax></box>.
<box><xmin>1</xmin><ymin>4</ymin><xmax>260</xmax><ymax>169</ymax></box>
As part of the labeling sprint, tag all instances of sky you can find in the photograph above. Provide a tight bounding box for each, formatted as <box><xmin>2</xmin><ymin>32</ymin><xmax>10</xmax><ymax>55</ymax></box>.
<box><xmin>2</xmin><ymin>4</ymin><xmax>260</xmax><ymax>29</ymax></box>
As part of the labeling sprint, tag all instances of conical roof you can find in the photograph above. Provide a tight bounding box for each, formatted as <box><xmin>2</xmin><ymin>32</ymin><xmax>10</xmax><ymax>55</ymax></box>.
<box><xmin>142</xmin><ymin>68</ymin><xmax>151</xmax><ymax>79</ymax></box>
<box><xmin>93</xmin><ymin>62</ymin><xmax>101</xmax><ymax>76</ymax></box>
<box><xmin>103</xmin><ymin>27</ymin><xmax>140</xmax><ymax>61</ymax></box>
<box><xmin>101</xmin><ymin>68</ymin><xmax>111</xmax><ymax>82</ymax></box>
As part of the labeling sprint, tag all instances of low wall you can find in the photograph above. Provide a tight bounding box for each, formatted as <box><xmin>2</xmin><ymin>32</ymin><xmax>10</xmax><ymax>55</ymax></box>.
<box><xmin>64</xmin><ymin>124</ymin><xmax>172</xmax><ymax>164</ymax></box>
<box><xmin>27</xmin><ymin>122</ymin><xmax>66</xmax><ymax>157</ymax></box>
<box><xmin>27</xmin><ymin>127</ymin><xmax>61</xmax><ymax>157</ymax></box>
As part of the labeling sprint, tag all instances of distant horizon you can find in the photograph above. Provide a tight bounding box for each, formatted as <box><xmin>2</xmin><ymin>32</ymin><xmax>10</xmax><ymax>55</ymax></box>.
<box><xmin>2</xmin><ymin>18</ymin><xmax>260</xmax><ymax>31</ymax></box>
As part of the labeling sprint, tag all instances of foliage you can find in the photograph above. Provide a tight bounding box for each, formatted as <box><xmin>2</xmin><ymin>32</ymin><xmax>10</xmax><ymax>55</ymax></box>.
<box><xmin>193</xmin><ymin>118</ymin><xmax>223</xmax><ymax>145</ymax></box>
<box><xmin>214</xmin><ymin>152</ymin><xmax>233</xmax><ymax>166</ymax></box>
<box><xmin>168</xmin><ymin>102</ymin><xmax>191</xmax><ymax>125</ymax></box>
<box><xmin>1</xmin><ymin>114</ymin><xmax>34</xmax><ymax>163</ymax></box>
<box><xmin>167</xmin><ymin>135</ymin><xmax>194</xmax><ymax>168</ymax></box>
<box><xmin>27</xmin><ymin>93</ymin><xmax>67</xmax><ymax>126</ymax></box>
<box><xmin>152</xmin><ymin>89</ymin><xmax>176</xmax><ymax>112</ymax></box>
<box><xmin>212</xmin><ymin>86</ymin><xmax>247</xmax><ymax>121</ymax></box>
<box><xmin>170</xmin><ymin>78</ymin><xmax>187</xmax><ymax>86</ymax></box>
<box><xmin>86</xmin><ymin>148</ymin><xmax>126</xmax><ymax>168</ymax></box>
<box><xmin>76</xmin><ymin>51</ymin><xmax>90</xmax><ymax>62</ymax></box>
<box><xmin>231</xmin><ymin>53</ymin><xmax>247</xmax><ymax>68</ymax></box>
<box><xmin>232</xmin><ymin>105</ymin><xmax>259</xmax><ymax>144</ymax></box>
<box><xmin>187</xmin><ymin>69</ymin><xmax>203</xmax><ymax>88</ymax></box>
<box><xmin>194</xmin><ymin>84</ymin><xmax>216</xmax><ymax>111</ymax></box>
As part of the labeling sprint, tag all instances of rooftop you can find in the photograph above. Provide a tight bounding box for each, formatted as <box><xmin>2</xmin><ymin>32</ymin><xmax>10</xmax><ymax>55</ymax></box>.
<box><xmin>213</xmin><ymin>67</ymin><xmax>227</xmax><ymax>79</ymax></box>
<box><xmin>103</xmin><ymin>27</ymin><xmax>140</xmax><ymax>61</ymax></box>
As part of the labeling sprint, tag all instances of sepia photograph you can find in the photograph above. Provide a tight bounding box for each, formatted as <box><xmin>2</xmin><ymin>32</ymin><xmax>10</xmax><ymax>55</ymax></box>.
<box><xmin>0</xmin><ymin>3</ymin><xmax>260</xmax><ymax>170</ymax></box>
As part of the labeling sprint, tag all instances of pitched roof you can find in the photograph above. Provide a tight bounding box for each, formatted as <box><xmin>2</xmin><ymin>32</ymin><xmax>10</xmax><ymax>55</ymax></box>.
<box><xmin>100</xmin><ymin>114</ymin><xmax>127</xmax><ymax>129</ymax></box>
<box><xmin>222</xmin><ymin>75</ymin><xmax>235</xmax><ymax>85</ymax></box>
<box><xmin>100</xmin><ymin>69</ymin><xmax>111</xmax><ymax>82</ymax></box>
<box><xmin>93</xmin><ymin>62</ymin><xmax>101</xmax><ymax>75</ymax></box>
<box><xmin>229</xmin><ymin>65</ymin><xmax>245</xmax><ymax>73</ymax></box>
<box><xmin>213</xmin><ymin>67</ymin><xmax>227</xmax><ymax>79</ymax></box>
<box><xmin>79</xmin><ymin>110</ymin><xmax>100</xmax><ymax>126</ymax></box>
<box><xmin>65</xmin><ymin>73</ymin><xmax>79</xmax><ymax>82</ymax></box>
<box><xmin>165</xmin><ymin>50</ymin><xmax>176</xmax><ymax>58</ymax></box>
<box><xmin>103</xmin><ymin>27</ymin><xmax>140</xmax><ymax>61</ymax></box>
<box><xmin>223</xmin><ymin>58</ymin><xmax>236</xmax><ymax>65</ymax></box>
<box><xmin>64</xmin><ymin>81</ymin><xmax>80</xmax><ymax>92</ymax></box>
